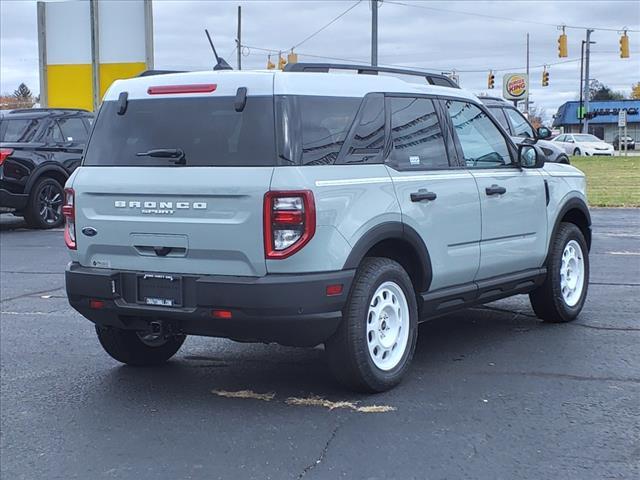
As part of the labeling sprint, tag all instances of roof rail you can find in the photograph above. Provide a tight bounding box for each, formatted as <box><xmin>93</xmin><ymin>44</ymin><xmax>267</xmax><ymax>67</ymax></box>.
<box><xmin>283</xmin><ymin>62</ymin><xmax>459</xmax><ymax>89</ymax></box>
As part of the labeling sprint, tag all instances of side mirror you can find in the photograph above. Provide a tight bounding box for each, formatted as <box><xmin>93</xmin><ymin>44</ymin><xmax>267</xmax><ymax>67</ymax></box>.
<box><xmin>536</xmin><ymin>126</ymin><xmax>552</xmax><ymax>139</ymax></box>
<box><xmin>518</xmin><ymin>144</ymin><xmax>544</xmax><ymax>169</ymax></box>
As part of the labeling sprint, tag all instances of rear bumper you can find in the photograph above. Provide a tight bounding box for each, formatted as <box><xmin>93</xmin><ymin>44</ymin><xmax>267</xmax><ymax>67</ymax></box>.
<box><xmin>65</xmin><ymin>262</ymin><xmax>354</xmax><ymax>347</ymax></box>
<box><xmin>0</xmin><ymin>188</ymin><xmax>28</xmax><ymax>212</ymax></box>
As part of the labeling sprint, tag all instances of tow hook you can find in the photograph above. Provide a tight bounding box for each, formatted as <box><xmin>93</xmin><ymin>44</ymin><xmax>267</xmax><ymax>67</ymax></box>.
<box><xmin>150</xmin><ymin>321</ymin><xmax>163</xmax><ymax>336</ymax></box>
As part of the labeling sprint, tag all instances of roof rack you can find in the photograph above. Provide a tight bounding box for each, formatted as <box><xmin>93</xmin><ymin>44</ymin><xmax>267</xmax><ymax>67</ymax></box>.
<box><xmin>283</xmin><ymin>62</ymin><xmax>459</xmax><ymax>89</ymax></box>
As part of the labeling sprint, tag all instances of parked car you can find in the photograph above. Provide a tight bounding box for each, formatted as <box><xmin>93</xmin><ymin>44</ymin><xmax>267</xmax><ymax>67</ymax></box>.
<box><xmin>64</xmin><ymin>64</ymin><xmax>591</xmax><ymax>392</ymax></box>
<box><xmin>480</xmin><ymin>96</ymin><xmax>570</xmax><ymax>164</ymax></box>
<box><xmin>612</xmin><ymin>135</ymin><xmax>635</xmax><ymax>151</ymax></box>
<box><xmin>0</xmin><ymin>108</ymin><xmax>93</xmax><ymax>228</ymax></box>
<box><xmin>552</xmin><ymin>133</ymin><xmax>614</xmax><ymax>157</ymax></box>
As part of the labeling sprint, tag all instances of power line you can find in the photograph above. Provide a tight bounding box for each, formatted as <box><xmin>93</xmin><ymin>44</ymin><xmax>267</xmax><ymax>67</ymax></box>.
<box><xmin>385</xmin><ymin>0</ymin><xmax>640</xmax><ymax>33</ymax></box>
<box><xmin>291</xmin><ymin>0</ymin><xmax>363</xmax><ymax>50</ymax></box>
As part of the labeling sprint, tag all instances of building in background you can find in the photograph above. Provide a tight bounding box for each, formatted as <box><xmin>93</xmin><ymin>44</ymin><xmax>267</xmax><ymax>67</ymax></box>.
<box><xmin>553</xmin><ymin>99</ymin><xmax>639</xmax><ymax>143</ymax></box>
<box><xmin>38</xmin><ymin>0</ymin><xmax>153</xmax><ymax>111</ymax></box>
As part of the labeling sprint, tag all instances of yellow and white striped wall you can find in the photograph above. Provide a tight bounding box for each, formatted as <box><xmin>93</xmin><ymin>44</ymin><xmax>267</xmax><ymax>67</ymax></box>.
<box><xmin>38</xmin><ymin>0</ymin><xmax>153</xmax><ymax>111</ymax></box>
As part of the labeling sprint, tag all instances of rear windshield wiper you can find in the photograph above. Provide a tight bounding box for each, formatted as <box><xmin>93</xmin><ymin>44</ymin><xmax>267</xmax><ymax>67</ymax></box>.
<box><xmin>136</xmin><ymin>148</ymin><xmax>185</xmax><ymax>165</ymax></box>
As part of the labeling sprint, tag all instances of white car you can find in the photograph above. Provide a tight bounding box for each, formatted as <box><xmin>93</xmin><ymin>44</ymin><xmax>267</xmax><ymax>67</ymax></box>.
<box><xmin>552</xmin><ymin>133</ymin><xmax>614</xmax><ymax>156</ymax></box>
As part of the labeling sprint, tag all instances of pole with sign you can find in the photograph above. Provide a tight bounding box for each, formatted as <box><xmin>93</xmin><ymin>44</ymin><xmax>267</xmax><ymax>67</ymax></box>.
<box><xmin>503</xmin><ymin>73</ymin><xmax>529</xmax><ymax>109</ymax></box>
<box><xmin>618</xmin><ymin>110</ymin><xmax>627</xmax><ymax>156</ymax></box>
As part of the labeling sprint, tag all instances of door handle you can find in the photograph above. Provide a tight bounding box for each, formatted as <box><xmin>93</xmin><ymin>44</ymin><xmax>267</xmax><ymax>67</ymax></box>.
<box><xmin>410</xmin><ymin>189</ymin><xmax>437</xmax><ymax>202</ymax></box>
<box><xmin>485</xmin><ymin>184</ymin><xmax>507</xmax><ymax>196</ymax></box>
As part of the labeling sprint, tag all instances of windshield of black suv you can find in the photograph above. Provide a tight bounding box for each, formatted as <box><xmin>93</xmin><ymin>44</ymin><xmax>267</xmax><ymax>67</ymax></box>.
<box><xmin>83</xmin><ymin>96</ymin><xmax>276</xmax><ymax>167</ymax></box>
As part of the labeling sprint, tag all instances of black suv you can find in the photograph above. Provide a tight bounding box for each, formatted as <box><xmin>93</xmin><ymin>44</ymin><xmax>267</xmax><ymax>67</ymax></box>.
<box><xmin>0</xmin><ymin>108</ymin><xmax>93</xmax><ymax>228</ymax></box>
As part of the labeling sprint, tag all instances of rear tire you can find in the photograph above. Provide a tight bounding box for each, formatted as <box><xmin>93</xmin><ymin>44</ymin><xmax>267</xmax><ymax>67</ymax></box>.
<box><xmin>573</xmin><ymin>148</ymin><xmax>581</xmax><ymax>156</ymax></box>
<box><xmin>530</xmin><ymin>223</ymin><xmax>589</xmax><ymax>323</ymax></box>
<box><xmin>24</xmin><ymin>177</ymin><xmax>64</xmax><ymax>229</ymax></box>
<box><xmin>95</xmin><ymin>326</ymin><xmax>186</xmax><ymax>366</ymax></box>
<box><xmin>326</xmin><ymin>257</ymin><xmax>418</xmax><ymax>392</ymax></box>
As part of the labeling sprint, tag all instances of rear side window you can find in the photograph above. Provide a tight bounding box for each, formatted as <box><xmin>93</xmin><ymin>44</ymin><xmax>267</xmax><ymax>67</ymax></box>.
<box><xmin>84</xmin><ymin>96</ymin><xmax>276</xmax><ymax>167</ymax></box>
<box><xmin>57</xmin><ymin>117</ymin><xmax>88</xmax><ymax>143</ymax></box>
<box><xmin>339</xmin><ymin>94</ymin><xmax>385</xmax><ymax>165</ymax></box>
<box><xmin>298</xmin><ymin>96</ymin><xmax>361</xmax><ymax>165</ymax></box>
<box><xmin>387</xmin><ymin>96</ymin><xmax>449</xmax><ymax>170</ymax></box>
<box><xmin>0</xmin><ymin>118</ymin><xmax>43</xmax><ymax>142</ymax></box>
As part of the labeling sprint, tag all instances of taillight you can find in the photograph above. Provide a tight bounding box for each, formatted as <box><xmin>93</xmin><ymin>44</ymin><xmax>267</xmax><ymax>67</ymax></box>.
<box><xmin>264</xmin><ymin>190</ymin><xmax>316</xmax><ymax>259</ymax></box>
<box><xmin>63</xmin><ymin>188</ymin><xmax>76</xmax><ymax>250</ymax></box>
<box><xmin>0</xmin><ymin>148</ymin><xmax>13</xmax><ymax>165</ymax></box>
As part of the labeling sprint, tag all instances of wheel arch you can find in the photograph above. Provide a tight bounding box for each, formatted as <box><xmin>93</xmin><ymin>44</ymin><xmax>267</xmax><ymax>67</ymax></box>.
<box><xmin>25</xmin><ymin>164</ymin><xmax>69</xmax><ymax>195</ymax></box>
<box><xmin>343</xmin><ymin>222</ymin><xmax>432</xmax><ymax>292</ymax></box>
<box><xmin>547</xmin><ymin>197</ymin><xmax>592</xmax><ymax>264</ymax></box>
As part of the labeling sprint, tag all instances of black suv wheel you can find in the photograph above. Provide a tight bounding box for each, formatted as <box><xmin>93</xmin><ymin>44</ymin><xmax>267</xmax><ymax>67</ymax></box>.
<box><xmin>24</xmin><ymin>177</ymin><xmax>65</xmax><ymax>229</ymax></box>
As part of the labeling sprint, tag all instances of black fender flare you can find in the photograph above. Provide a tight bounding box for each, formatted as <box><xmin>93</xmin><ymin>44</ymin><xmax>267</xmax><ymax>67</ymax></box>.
<box><xmin>546</xmin><ymin>197</ymin><xmax>592</xmax><ymax>264</ymax></box>
<box><xmin>342</xmin><ymin>221</ymin><xmax>433</xmax><ymax>291</ymax></box>
<box><xmin>24</xmin><ymin>164</ymin><xmax>70</xmax><ymax>194</ymax></box>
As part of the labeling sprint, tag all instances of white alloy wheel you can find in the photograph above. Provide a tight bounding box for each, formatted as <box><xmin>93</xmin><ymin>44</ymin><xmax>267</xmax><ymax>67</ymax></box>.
<box><xmin>366</xmin><ymin>281</ymin><xmax>410</xmax><ymax>371</ymax></box>
<box><xmin>560</xmin><ymin>240</ymin><xmax>585</xmax><ymax>307</ymax></box>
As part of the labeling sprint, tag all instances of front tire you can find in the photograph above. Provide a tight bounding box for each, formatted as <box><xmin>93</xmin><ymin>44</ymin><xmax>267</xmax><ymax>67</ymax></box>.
<box><xmin>573</xmin><ymin>148</ymin><xmax>581</xmax><ymax>156</ymax></box>
<box><xmin>24</xmin><ymin>177</ymin><xmax>64</xmax><ymax>229</ymax></box>
<box><xmin>96</xmin><ymin>326</ymin><xmax>186</xmax><ymax>366</ymax></box>
<box><xmin>530</xmin><ymin>223</ymin><xmax>589</xmax><ymax>323</ymax></box>
<box><xmin>326</xmin><ymin>258</ymin><xmax>418</xmax><ymax>392</ymax></box>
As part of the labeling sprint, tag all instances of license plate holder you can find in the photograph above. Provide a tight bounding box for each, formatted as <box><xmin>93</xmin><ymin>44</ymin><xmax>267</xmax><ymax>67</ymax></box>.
<box><xmin>137</xmin><ymin>274</ymin><xmax>182</xmax><ymax>307</ymax></box>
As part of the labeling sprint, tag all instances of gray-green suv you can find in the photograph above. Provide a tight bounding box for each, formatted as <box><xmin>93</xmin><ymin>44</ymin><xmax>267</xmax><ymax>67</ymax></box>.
<box><xmin>64</xmin><ymin>64</ymin><xmax>591</xmax><ymax>392</ymax></box>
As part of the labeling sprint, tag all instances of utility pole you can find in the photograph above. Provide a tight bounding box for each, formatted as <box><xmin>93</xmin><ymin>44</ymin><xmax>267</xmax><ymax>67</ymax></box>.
<box><xmin>579</xmin><ymin>40</ymin><xmax>585</xmax><ymax>131</ymax></box>
<box><xmin>525</xmin><ymin>32</ymin><xmax>530</xmax><ymax>115</ymax></box>
<box><xmin>583</xmin><ymin>29</ymin><xmax>594</xmax><ymax>134</ymax></box>
<box><xmin>371</xmin><ymin>0</ymin><xmax>378</xmax><ymax>66</ymax></box>
<box><xmin>89</xmin><ymin>0</ymin><xmax>100</xmax><ymax>112</ymax></box>
<box><xmin>236</xmin><ymin>6</ymin><xmax>242</xmax><ymax>70</ymax></box>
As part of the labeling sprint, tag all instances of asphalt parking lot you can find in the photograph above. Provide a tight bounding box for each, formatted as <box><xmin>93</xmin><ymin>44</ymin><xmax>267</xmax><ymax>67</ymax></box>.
<box><xmin>1</xmin><ymin>209</ymin><xmax>638</xmax><ymax>480</ymax></box>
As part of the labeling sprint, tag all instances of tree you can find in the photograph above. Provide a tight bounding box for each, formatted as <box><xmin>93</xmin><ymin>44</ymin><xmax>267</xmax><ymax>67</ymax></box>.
<box><xmin>13</xmin><ymin>83</ymin><xmax>32</xmax><ymax>101</ymax></box>
<box><xmin>589</xmin><ymin>79</ymin><xmax>624</xmax><ymax>101</ymax></box>
<box><xmin>632</xmin><ymin>82</ymin><xmax>640</xmax><ymax>99</ymax></box>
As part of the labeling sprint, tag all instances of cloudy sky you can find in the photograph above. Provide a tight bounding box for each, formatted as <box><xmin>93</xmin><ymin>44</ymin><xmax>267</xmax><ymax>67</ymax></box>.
<box><xmin>1</xmin><ymin>0</ymin><xmax>639</xmax><ymax>120</ymax></box>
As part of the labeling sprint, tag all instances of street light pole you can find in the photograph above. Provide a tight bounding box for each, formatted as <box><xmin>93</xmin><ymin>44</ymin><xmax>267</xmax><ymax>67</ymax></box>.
<box><xmin>236</xmin><ymin>6</ymin><xmax>241</xmax><ymax>70</ymax></box>
<box><xmin>583</xmin><ymin>29</ymin><xmax>594</xmax><ymax>134</ymax></box>
<box><xmin>371</xmin><ymin>0</ymin><xmax>378</xmax><ymax>66</ymax></box>
<box><xmin>525</xmin><ymin>32</ymin><xmax>529</xmax><ymax>115</ymax></box>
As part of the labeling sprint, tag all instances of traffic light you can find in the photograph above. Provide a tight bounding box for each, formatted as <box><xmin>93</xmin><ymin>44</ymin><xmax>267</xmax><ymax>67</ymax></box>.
<box><xmin>620</xmin><ymin>31</ymin><xmax>630</xmax><ymax>58</ymax></box>
<box><xmin>278</xmin><ymin>54</ymin><xmax>287</xmax><ymax>70</ymax></box>
<box><xmin>287</xmin><ymin>50</ymin><xmax>298</xmax><ymax>65</ymax></box>
<box><xmin>266</xmin><ymin>55</ymin><xmax>275</xmax><ymax>70</ymax></box>
<box><xmin>558</xmin><ymin>28</ymin><xmax>568</xmax><ymax>58</ymax></box>
<box><xmin>542</xmin><ymin>68</ymin><xmax>549</xmax><ymax>87</ymax></box>
<box><xmin>487</xmin><ymin>71</ymin><xmax>495</xmax><ymax>89</ymax></box>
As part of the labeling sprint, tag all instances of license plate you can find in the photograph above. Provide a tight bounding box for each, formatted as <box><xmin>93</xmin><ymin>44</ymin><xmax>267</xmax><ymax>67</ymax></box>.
<box><xmin>138</xmin><ymin>274</ymin><xmax>182</xmax><ymax>307</ymax></box>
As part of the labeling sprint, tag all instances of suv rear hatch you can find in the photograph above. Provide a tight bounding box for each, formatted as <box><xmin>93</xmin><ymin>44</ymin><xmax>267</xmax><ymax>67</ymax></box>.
<box><xmin>71</xmin><ymin>74</ymin><xmax>276</xmax><ymax>277</ymax></box>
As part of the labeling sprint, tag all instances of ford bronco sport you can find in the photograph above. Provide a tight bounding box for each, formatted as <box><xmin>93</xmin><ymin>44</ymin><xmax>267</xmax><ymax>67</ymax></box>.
<box><xmin>64</xmin><ymin>64</ymin><xmax>591</xmax><ymax>392</ymax></box>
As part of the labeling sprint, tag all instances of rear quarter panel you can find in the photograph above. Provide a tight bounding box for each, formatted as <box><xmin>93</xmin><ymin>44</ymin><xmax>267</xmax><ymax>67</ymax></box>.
<box><xmin>268</xmin><ymin>165</ymin><xmax>400</xmax><ymax>273</ymax></box>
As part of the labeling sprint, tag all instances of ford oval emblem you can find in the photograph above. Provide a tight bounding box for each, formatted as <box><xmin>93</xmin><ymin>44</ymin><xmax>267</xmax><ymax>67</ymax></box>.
<box><xmin>82</xmin><ymin>227</ymin><xmax>98</xmax><ymax>237</ymax></box>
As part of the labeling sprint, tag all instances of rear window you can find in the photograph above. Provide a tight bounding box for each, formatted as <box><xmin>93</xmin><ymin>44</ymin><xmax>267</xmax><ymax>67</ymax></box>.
<box><xmin>84</xmin><ymin>96</ymin><xmax>276</xmax><ymax>167</ymax></box>
<box><xmin>0</xmin><ymin>118</ymin><xmax>43</xmax><ymax>142</ymax></box>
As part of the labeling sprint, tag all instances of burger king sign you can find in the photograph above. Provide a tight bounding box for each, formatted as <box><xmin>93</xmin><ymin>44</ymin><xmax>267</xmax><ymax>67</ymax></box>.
<box><xmin>502</xmin><ymin>73</ymin><xmax>529</xmax><ymax>101</ymax></box>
